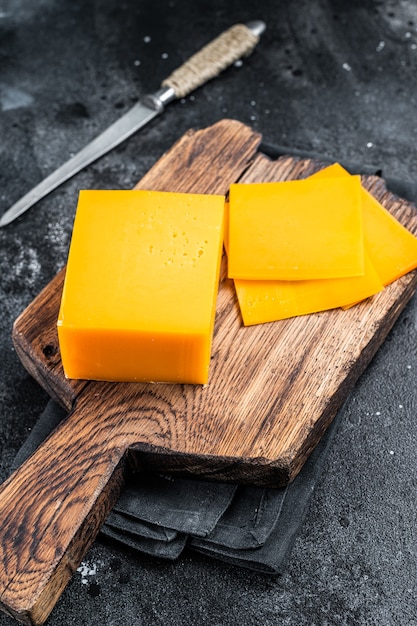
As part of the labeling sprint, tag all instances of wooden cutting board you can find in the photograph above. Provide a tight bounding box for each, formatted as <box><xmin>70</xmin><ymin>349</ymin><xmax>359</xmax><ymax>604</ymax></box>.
<box><xmin>1</xmin><ymin>119</ymin><xmax>417</xmax><ymax>625</ymax></box>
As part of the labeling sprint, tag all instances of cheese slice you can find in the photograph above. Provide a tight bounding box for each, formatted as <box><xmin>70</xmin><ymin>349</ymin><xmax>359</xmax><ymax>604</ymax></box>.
<box><xmin>311</xmin><ymin>163</ymin><xmax>417</xmax><ymax>285</ymax></box>
<box><xmin>227</xmin><ymin>175</ymin><xmax>364</xmax><ymax>280</ymax></box>
<box><xmin>234</xmin><ymin>252</ymin><xmax>383</xmax><ymax>325</ymax></box>
<box><xmin>57</xmin><ymin>189</ymin><xmax>225</xmax><ymax>384</ymax></box>
<box><xmin>224</xmin><ymin>200</ymin><xmax>382</xmax><ymax>325</ymax></box>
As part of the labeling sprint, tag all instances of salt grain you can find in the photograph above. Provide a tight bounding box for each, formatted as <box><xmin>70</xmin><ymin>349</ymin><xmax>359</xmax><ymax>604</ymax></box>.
<box><xmin>77</xmin><ymin>561</ymin><xmax>98</xmax><ymax>585</ymax></box>
<box><xmin>342</xmin><ymin>62</ymin><xmax>351</xmax><ymax>71</ymax></box>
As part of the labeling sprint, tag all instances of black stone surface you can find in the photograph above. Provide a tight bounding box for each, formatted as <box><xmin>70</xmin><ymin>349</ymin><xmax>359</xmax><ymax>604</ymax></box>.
<box><xmin>1</xmin><ymin>1</ymin><xmax>417</xmax><ymax>624</ymax></box>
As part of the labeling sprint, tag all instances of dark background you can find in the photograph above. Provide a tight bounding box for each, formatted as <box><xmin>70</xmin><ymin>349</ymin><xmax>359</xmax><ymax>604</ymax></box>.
<box><xmin>1</xmin><ymin>1</ymin><xmax>417</xmax><ymax>624</ymax></box>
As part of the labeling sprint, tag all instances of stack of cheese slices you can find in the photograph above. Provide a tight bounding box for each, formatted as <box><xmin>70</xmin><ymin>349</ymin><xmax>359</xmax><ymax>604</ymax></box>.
<box><xmin>227</xmin><ymin>163</ymin><xmax>417</xmax><ymax>325</ymax></box>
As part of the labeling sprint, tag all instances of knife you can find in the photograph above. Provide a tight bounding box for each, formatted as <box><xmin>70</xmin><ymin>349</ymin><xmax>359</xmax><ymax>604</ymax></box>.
<box><xmin>0</xmin><ymin>20</ymin><xmax>265</xmax><ymax>227</ymax></box>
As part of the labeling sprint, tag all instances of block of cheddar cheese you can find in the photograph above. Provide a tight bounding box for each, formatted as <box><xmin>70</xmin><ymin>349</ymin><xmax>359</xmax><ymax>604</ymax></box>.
<box><xmin>57</xmin><ymin>189</ymin><xmax>225</xmax><ymax>384</ymax></box>
<box><xmin>227</xmin><ymin>175</ymin><xmax>364</xmax><ymax>281</ymax></box>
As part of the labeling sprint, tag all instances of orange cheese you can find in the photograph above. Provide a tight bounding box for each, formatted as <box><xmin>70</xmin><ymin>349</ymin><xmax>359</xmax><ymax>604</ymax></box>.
<box><xmin>234</xmin><ymin>252</ymin><xmax>383</xmax><ymax>325</ymax></box>
<box><xmin>224</xmin><ymin>200</ymin><xmax>383</xmax><ymax>325</ymax></box>
<box><xmin>311</xmin><ymin>163</ymin><xmax>417</xmax><ymax>285</ymax></box>
<box><xmin>57</xmin><ymin>189</ymin><xmax>225</xmax><ymax>384</ymax></box>
<box><xmin>227</xmin><ymin>175</ymin><xmax>364</xmax><ymax>280</ymax></box>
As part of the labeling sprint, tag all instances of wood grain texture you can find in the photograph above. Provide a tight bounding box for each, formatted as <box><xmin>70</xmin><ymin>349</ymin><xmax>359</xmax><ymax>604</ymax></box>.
<box><xmin>3</xmin><ymin>119</ymin><xmax>417</xmax><ymax>624</ymax></box>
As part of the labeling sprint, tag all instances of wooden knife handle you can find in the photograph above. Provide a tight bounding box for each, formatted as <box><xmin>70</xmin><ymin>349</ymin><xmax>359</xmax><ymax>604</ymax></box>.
<box><xmin>0</xmin><ymin>388</ymin><xmax>129</xmax><ymax>625</ymax></box>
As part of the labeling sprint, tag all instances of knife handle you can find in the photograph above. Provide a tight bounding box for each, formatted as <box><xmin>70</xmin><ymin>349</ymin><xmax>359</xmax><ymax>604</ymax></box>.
<box><xmin>161</xmin><ymin>21</ymin><xmax>265</xmax><ymax>99</ymax></box>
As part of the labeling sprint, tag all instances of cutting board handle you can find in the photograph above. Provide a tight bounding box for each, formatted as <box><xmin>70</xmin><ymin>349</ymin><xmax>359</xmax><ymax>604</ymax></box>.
<box><xmin>0</xmin><ymin>388</ymin><xmax>129</xmax><ymax>625</ymax></box>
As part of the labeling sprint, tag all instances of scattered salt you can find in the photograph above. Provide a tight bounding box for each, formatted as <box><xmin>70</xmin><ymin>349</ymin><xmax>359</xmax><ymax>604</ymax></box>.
<box><xmin>342</xmin><ymin>62</ymin><xmax>351</xmax><ymax>71</ymax></box>
<box><xmin>144</xmin><ymin>36</ymin><xmax>151</xmax><ymax>43</ymax></box>
<box><xmin>9</xmin><ymin>242</ymin><xmax>41</xmax><ymax>288</ymax></box>
<box><xmin>134</xmin><ymin>60</ymin><xmax>141</xmax><ymax>66</ymax></box>
<box><xmin>161</xmin><ymin>53</ymin><xmax>168</xmax><ymax>59</ymax></box>
<box><xmin>367</xmin><ymin>142</ymin><xmax>373</xmax><ymax>148</ymax></box>
<box><xmin>77</xmin><ymin>561</ymin><xmax>98</xmax><ymax>585</ymax></box>
<box><xmin>234</xmin><ymin>59</ymin><xmax>243</xmax><ymax>68</ymax></box>
<box><xmin>376</xmin><ymin>41</ymin><xmax>385</xmax><ymax>52</ymax></box>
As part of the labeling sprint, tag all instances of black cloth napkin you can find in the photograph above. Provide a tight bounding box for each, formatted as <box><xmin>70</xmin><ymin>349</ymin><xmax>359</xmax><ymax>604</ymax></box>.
<box><xmin>10</xmin><ymin>397</ymin><xmax>341</xmax><ymax>574</ymax></box>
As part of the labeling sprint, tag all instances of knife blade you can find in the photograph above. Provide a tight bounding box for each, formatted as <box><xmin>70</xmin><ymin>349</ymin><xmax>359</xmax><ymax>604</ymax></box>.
<box><xmin>0</xmin><ymin>20</ymin><xmax>265</xmax><ymax>227</ymax></box>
